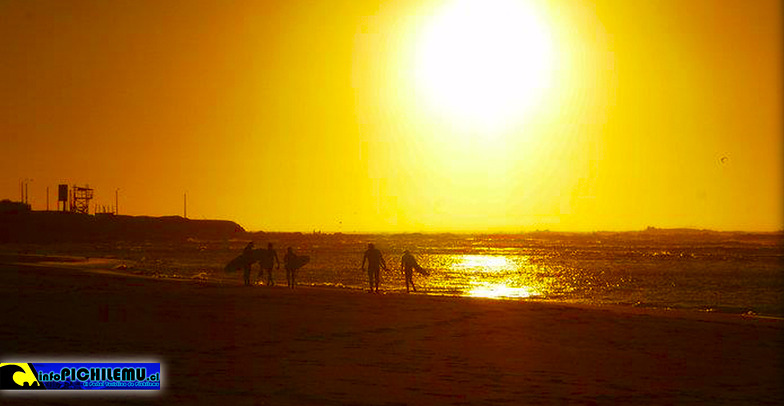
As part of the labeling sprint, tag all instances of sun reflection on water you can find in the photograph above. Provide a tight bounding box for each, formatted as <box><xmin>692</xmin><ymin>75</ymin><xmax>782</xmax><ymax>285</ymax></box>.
<box><xmin>468</xmin><ymin>282</ymin><xmax>540</xmax><ymax>299</ymax></box>
<box><xmin>451</xmin><ymin>255</ymin><xmax>515</xmax><ymax>271</ymax></box>
<box><xmin>431</xmin><ymin>254</ymin><xmax>546</xmax><ymax>299</ymax></box>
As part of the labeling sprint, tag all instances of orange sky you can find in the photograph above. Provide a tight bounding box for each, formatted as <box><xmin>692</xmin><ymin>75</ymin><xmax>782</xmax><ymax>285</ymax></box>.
<box><xmin>1</xmin><ymin>0</ymin><xmax>781</xmax><ymax>232</ymax></box>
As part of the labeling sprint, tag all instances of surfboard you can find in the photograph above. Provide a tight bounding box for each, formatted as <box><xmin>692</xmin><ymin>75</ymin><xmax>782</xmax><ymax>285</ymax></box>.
<box><xmin>414</xmin><ymin>264</ymin><xmax>430</xmax><ymax>276</ymax></box>
<box><xmin>289</xmin><ymin>255</ymin><xmax>310</xmax><ymax>271</ymax></box>
<box><xmin>225</xmin><ymin>252</ymin><xmax>254</xmax><ymax>272</ymax></box>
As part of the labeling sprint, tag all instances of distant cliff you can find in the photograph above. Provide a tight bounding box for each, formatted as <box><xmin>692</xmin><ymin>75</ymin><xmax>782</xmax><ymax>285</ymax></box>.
<box><xmin>0</xmin><ymin>207</ymin><xmax>246</xmax><ymax>243</ymax></box>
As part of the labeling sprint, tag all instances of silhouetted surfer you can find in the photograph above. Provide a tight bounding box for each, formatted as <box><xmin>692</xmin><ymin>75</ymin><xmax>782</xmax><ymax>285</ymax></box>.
<box><xmin>257</xmin><ymin>242</ymin><xmax>280</xmax><ymax>286</ymax></box>
<box><xmin>401</xmin><ymin>250</ymin><xmax>419</xmax><ymax>293</ymax></box>
<box><xmin>361</xmin><ymin>243</ymin><xmax>387</xmax><ymax>293</ymax></box>
<box><xmin>284</xmin><ymin>247</ymin><xmax>297</xmax><ymax>289</ymax></box>
<box><xmin>242</xmin><ymin>241</ymin><xmax>254</xmax><ymax>286</ymax></box>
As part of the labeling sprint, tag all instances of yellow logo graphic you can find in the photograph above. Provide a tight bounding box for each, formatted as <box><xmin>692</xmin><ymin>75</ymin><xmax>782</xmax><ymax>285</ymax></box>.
<box><xmin>0</xmin><ymin>363</ymin><xmax>45</xmax><ymax>389</ymax></box>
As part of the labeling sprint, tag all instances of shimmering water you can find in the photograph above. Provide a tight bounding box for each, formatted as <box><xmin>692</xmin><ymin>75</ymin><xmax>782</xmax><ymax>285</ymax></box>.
<box><xmin>7</xmin><ymin>231</ymin><xmax>783</xmax><ymax>316</ymax></box>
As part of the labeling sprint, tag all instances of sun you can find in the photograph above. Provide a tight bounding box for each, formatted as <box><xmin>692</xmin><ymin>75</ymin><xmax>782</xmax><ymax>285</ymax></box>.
<box><xmin>415</xmin><ymin>0</ymin><xmax>553</xmax><ymax>128</ymax></box>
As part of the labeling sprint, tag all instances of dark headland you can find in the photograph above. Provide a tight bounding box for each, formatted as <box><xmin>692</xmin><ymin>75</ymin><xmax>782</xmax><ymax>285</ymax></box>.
<box><xmin>0</xmin><ymin>200</ymin><xmax>245</xmax><ymax>243</ymax></box>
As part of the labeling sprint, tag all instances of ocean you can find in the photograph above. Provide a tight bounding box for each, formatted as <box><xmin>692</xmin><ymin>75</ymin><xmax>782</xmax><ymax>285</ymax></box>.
<box><xmin>6</xmin><ymin>231</ymin><xmax>783</xmax><ymax>316</ymax></box>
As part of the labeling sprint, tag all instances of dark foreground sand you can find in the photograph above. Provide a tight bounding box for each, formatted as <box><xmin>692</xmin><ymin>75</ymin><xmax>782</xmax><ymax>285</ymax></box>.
<box><xmin>1</xmin><ymin>263</ymin><xmax>782</xmax><ymax>405</ymax></box>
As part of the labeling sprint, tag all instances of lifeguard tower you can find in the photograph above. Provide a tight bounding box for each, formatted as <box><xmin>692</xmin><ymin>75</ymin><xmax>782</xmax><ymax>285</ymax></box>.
<box><xmin>70</xmin><ymin>185</ymin><xmax>94</xmax><ymax>214</ymax></box>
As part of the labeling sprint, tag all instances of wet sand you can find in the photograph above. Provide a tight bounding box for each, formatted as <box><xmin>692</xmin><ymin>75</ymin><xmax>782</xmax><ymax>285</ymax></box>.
<box><xmin>1</xmin><ymin>262</ymin><xmax>782</xmax><ymax>405</ymax></box>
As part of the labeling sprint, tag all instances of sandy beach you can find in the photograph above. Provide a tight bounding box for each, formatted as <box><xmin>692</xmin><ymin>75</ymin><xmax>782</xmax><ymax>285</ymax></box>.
<box><xmin>1</xmin><ymin>262</ymin><xmax>782</xmax><ymax>405</ymax></box>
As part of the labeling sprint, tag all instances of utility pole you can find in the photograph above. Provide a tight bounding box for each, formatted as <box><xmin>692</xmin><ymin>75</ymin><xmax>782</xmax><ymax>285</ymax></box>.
<box><xmin>115</xmin><ymin>189</ymin><xmax>119</xmax><ymax>215</ymax></box>
<box><xmin>46</xmin><ymin>186</ymin><xmax>49</xmax><ymax>211</ymax></box>
<box><xmin>183</xmin><ymin>193</ymin><xmax>187</xmax><ymax>218</ymax></box>
<box><xmin>22</xmin><ymin>178</ymin><xmax>32</xmax><ymax>206</ymax></box>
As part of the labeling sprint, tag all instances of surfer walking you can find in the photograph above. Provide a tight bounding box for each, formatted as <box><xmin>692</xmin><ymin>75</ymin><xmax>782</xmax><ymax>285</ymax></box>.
<box><xmin>242</xmin><ymin>241</ymin><xmax>254</xmax><ymax>286</ymax></box>
<box><xmin>401</xmin><ymin>250</ymin><xmax>419</xmax><ymax>293</ymax></box>
<box><xmin>361</xmin><ymin>243</ymin><xmax>387</xmax><ymax>293</ymax></box>
<box><xmin>257</xmin><ymin>242</ymin><xmax>280</xmax><ymax>286</ymax></box>
<box><xmin>284</xmin><ymin>247</ymin><xmax>298</xmax><ymax>289</ymax></box>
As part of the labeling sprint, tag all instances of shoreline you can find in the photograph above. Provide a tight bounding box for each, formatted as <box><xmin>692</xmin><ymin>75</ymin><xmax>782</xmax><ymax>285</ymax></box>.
<box><xmin>3</xmin><ymin>256</ymin><xmax>782</xmax><ymax>320</ymax></box>
<box><xmin>0</xmin><ymin>255</ymin><xmax>784</xmax><ymax>321</ymax></box>
<box><xmin>4</xmin><ymin>258</ymin><xmax>781</xmax><ymax>324</ymax></box>
<box><xmin>2</xmin><ymin>231</ymin><xmax>781</xmax><ymax>319</ymax></box>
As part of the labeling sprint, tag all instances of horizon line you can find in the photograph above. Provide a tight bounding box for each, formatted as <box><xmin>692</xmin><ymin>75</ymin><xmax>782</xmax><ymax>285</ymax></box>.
<box><xmin>4</xmin><ymin>206</ymin><xmax>780</xmax><ymax>234</ymax></box>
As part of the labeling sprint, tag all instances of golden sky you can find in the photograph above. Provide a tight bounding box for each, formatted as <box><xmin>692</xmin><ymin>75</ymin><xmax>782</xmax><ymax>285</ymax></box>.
<box><xmin>1</xmin><ymin>0</ymin><xmax>781</xmax><ymax>232</ymax></box>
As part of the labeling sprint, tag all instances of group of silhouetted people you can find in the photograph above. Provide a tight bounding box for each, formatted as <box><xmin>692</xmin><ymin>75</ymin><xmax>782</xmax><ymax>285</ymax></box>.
<box><xmin>359</xmin><ymin>243</ymin><xmax>420</xmax><ymax>293</ymax></box>
<box><xmin>241</xmin><ymin>242</ymin><xmax>302</xmax><ymax>289</ymax></box>
<box><xmin>239</xmin><ymin>242</ymin><xmax>423</xmax><ymax>293</ymax></box>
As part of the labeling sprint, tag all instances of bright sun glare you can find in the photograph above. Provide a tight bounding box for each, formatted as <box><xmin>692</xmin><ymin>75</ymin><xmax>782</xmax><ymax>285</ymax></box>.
<box><xmin>416</xmin><ymin>0</ymin><xmax>553</xmax><ymax>128</ymax></box>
